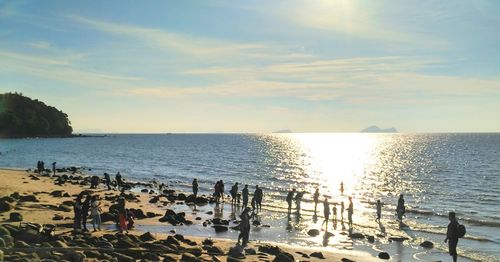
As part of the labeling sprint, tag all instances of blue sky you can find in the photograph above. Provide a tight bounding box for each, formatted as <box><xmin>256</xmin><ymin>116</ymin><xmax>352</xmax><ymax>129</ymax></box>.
<box><xmin>1</xmin><ymin>0</ymin><xmax>499</xmax><ymax>132</ymax></box>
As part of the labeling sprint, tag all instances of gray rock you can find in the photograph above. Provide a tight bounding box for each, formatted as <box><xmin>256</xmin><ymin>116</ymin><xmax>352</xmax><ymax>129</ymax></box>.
<box><xmin>307</xmin><ymin>229</ymin><xmax>320</xmax><ymax>237</ymax></box>
<box><xmin>310</xmin><ymin>251</ymin><xmax>325</xmax><ymax>259</ymax></box>
<box><xmin>9</xmin><ymin>212</ymin><xmax>23</xmax><ymax>222</ymax></box>
<box><xmin>378</xmin><ymin>252</ymin><xmax>390</xmax><ymax>259</ymax></box>
<box><xmin>420</xmin><ymin>240</ymin><xmax>434</xmax><ymax>248</ymax></box>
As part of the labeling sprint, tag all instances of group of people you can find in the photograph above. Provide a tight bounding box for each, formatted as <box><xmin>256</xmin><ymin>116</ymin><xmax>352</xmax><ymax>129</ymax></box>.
<box><xmin>73</xmin><ymin>192</ymin><xmax>102</xmax><ymax>232</ymax></box>
<box><xmin>193</xmin><ymin>179</ymin><xmax>264</xmax><ymax>212</ymax></box>
<box><xmin>35</xmin><ymin>161</ymin><xmax>58</xmax><ymax>176</ymax></box>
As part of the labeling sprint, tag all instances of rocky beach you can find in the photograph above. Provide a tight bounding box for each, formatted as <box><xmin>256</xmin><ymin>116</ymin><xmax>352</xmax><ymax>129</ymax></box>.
<box><xmin>0</xmin><ymin>168</ymin><xmax>379</xmax><ymax>262</ymax></box>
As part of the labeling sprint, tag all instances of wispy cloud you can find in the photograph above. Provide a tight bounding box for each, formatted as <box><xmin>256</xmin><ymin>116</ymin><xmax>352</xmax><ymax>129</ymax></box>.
<box><xmin>25</xmin><ymin>41</ymin><xmax>51</xmax><ymax>49</ymax></box>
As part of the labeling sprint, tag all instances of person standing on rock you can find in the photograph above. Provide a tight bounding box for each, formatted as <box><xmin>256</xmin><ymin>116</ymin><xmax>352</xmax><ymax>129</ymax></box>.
<box><xmin>104</xmin><ymin>173</ymin><xmax>112</xmax><ymax>190</ymax></box>
<box><xmin>444</xmin><ymin>211</ymin><xmax>459</xmax><ymax>262</ymax></box>
<box><xmin>81</xmin><ymin>194</ymin><xmax>91</xmax><ymax>232</ymax></box>
<box><xmin>52</xmin><ymin>162</ymin><xmax>56</xmax><ymax>176</ymax></box>
<box><xmin>254</xmin><ymin>185</ymin><xmax>263</xmax><ymax>211</ymax></box>
<box><xmin>242</xmin><ymin>185</ymin><xmax>249</xmax><ymax>208</ymax></box>
<box><xmin>73</xmin><ymin>195</ymin><xmax>83</xmax><ymax>230</ymax></box>
<box><xmin>376</xmin><ymin>200</ymin><xmax>383</xmax><ymax>222</ymax></box>
<box><xmin>347</xmin><ymin>197</ymin><xmax>353</xmax><ymax>228</ymax></box>
<box><xmin>91</xmin><ymin>195</ymin><xmax>102</xmax><ymax>231</ymax></box>
<box><xmin>396</xmin><ymin>194</ymin><xmax>405</xmax><ymax>224</ymax></box>
<box><xmin>192</xmin><ymin>179</ymin><xmax>199</xmax><ymax>197</ymax></box>
<box><xmin>322</xmin><ymin>197</ymin><xmax>330</xmax><ymax>228</ymax></box>
<box><xmin>286</xmin><ymin>189</ymin><xmax>296</xmax><ymax>213</ymax></box>
<box><xmin>313</xmin><ymin>188</ymin><xmax>320</xmax><ymax>214</ymax></box>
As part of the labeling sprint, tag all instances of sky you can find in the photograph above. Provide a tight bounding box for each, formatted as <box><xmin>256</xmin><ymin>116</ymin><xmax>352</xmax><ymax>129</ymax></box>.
<box><xmin>1</xmin><ymin>0</ymin><xmax>499</xmax><ymax>133</ymax></box>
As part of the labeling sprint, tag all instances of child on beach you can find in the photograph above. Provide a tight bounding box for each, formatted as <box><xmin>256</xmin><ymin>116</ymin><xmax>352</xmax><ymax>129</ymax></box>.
<box><xmin>91</xmin><ymin>195</ymin><xmax>102</xmax><ymax>231</ymax></box>
<box><xmin>117</xmin><ymin>197</ymin><xmax>128</xmax><ymax>233</ymax></box>
<box><xmin>332</xmin><ymin>203</ymin><xmax>337</xmax><ymax>223</ymax></box>
<box><xmin>73</xmin><ymin>195</ymin><xmax>83</xmax><ymax>230</ymax></box>
<box><xmin>81</xmin><ymin>194</ymin><xmax>91</xmax><ymax>232</ymax></box>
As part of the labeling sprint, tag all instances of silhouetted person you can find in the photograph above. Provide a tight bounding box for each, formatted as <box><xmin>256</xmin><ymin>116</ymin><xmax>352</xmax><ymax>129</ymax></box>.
<box><xmin>347</xmin><ymin>197</ymin><xmax>353</xmax><ymax>228</ymax></box>
<box><xmin>238</xmin><ymin>208</ymin><xmax>252</xmax><ymax>246</ymax></box>
<box><xmin>90</xmin><ymin>175</ymin><xmax>99</xmax><ymax>189</ymax></box>
<box><xmin>322</xmin><ymin>198</ymin><xmax>330</xmax><ymax>228</ymax></box>
<box><xmin>230</xmin><ymin>183</ymin><xmax>239</xmax><ymax>205</ymax></box>
<box><xmin>254</xmin><ymin>185</ymin><xmax>263</xmax><ymax>211</ymax></box>
<box><xmin>396</xmin><ymin>194</ymin><xmax>405</xmax><ymax>223</ymax></box>
<box><xmin>332</xmin><ymin>203</ymin><xmax>337</xmax><ymax>223</ymax></box>
<box><xmin>81</xmin><ymin>195</ymin><xmax>91</xmax><ymax>232</ymax></box>
<box><xmin>36</xmin><ymin>161</ymin><xmax>41</xmax><ymax>173</ymax></box>
<box><xmin>52</xmin><ymin>162</ymin><xmax>56</xmax><ymax>176</ymax></box>
<box><xmin>90</xmin><ymin>195</ymin><xmax>102</xmax><ymax>231</ymax></box>
<box><xmin>192</xmin><ymin>179</ymin><xmax>199</xmax><ymax>197</ymax></box>
<box><xmin>40</xmin><ymin>161</ymin><xmax>45</xmax><ymax>172</ymax></box>
<box><xmin>251</xmin><ymin>195</ymin><xmax>256</xmax><ymax>211</ymax></box>
<box><xmin>214</xmin><ymin>181</ymin><xmax>221</xmax><ymax>204</ymax></box>
<box><xmin>376</xmin><ymin>200</ymin><xmax>383</xmax><ymax>222</ymax></box>
<box><xmin>115</xmin><ymin>172</ymin><xmax>123</xmax><ymax>190</ymax></box>
<box><xmin>73</xmin><ymin>195</ymin><xmax>83</xmax><ymax>230</ymax></box>
<box><xmin>242</xmin><ymin>185</ymin><xmax>249</xmax><ymax>208</ymax></box>
<box><xmin>340</xmin><ymin>181</ymin><xmax>344</xmax><ymax>195</ymax></box>
<box><xmin>286</xmin><ymin>189</ymin><xmax>295</xmax><ymax>213</ymax></box>
<box><xmin>313</xmin><ymin>188</ymin><xmax>320</xmax><ymax>213</ymax></box>
<box><xmin>444</xmin><ymin>211</ymin><xmax>459</xmax><ymax>262</ymax></box>
<box><xmin>219</xmin><ymin>180</ymin><xmax>225</xmax><ymax>202</ymax></box>
<box><xmin>104</xmin><ymin>173</ymin><xmax>112</xmax><ymax>190</ymax></box>
<box><xmin>340</xmin><ymin>201</ymin><xmax>345</xmax><ymax>221</ymax></box>
<box><xmin>295</xmin><ymin>191</ymin><xmax>304</xmax><ymax>213</ymax></box>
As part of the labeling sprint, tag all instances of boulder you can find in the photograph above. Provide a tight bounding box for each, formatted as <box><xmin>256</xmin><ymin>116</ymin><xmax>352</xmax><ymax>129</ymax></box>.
<box><xmin>0</xmin><ymin>201</ymin><xmax>13</xmax><ymax>213</ymax></box>
<box><xmin>420</xmin><ymin>240</ymin><xmax>434</xmax><ymax>248</ymax></box>
<box><xmin>113</xmin><ymin>252</ymin><xmax>135</xmax><ymax>262</ymax></box>
<box><xmin>0</xmin><ymin>225</ymin><xmax>10</xmax><ymax>236</ymax></box>
<box><xmin>186</xmin><ymin>246</ymin><xmax>203</xmax><ymax>257</ymax></box>
<box><xmin>165</xmin><ymin>235</ymin><xmax>180</xmax><ymax>246</ymax></box>
<box><xmin>273</xmin><ymin>252</ymin><xmax>294</xmax><ymax>262</ymax></box>
<box><xmin>341</xmin><ymin>258</ymin><xmax>355</xmax><ymax>262</ymax></box>
<box><xmin>15</xmin><ymin>229</ymin><xmax>39</xmax><ymax>243</ymax></box>
<box><xmin>57</xmin><ymin>204</ymin><xmax>72</xmax><ymax>212</ymax></box>
<box><xmin>50</xmin><ymin>190</ymin><xmax>64</xmax><ymax>197</ymax></box>
<box><xmin>307</xmin><ymin>229</ymin><xmax>320</xmax><ymax>237</ymax></box>
<box><xmin>258</xmin><ymin>245</ymin><xmax>282</xmax><ymax>256</ymax></box>
<box><xmin>205</xmin><ymin>245</ymin><xmax>224</xmax><ymax>255</ymax></box>
<box><xmin>163</xmin><ymin>254</ymin><xmax>177</xmax><ymax>262</ymax></box>
<box><xmin>116</xmin><ymin>238</ymin><xmax>139</xmax><ymax>249</ymax></box>
<box><xmin>213</xmin><ymin>225</ymin><xmax>228</xmax><ymax>233</ymax></box>
<box><xmin>53</xmin><ymin>214</ymin><xmax>64</xmax><ymax>221</ymax></box>
<box><xmin>9</xmin><ymin>212</ymin><xmax>23</xmax><ymax>222</ymax></box>
<box><xmin>173</xmin><ymin>234</ymin><xmax>185</xmax><ymax>241</ymax></box>
<box><xmin>389</xmin><ymin>236</ymin><xmax>409</xmax><ymax>242</ymax></box>
<box><xmin>19</xmin><ymin>195</ymin><xmax>38</xmax><ymax>202</ymax></box>
<box><xmin>310</xmin><ymin>251</ymin><xmax>325</xmax><ymax>259</ymax></box>
<box><xmin>139</xmin><ymin>232</ymin><xmax>156</xmax><ymax>242</ymax></box>
<box><xmin>181</xmin><ymin>253</ymin><xmax>200</xmax><ymax>262</ymax></box>
<box><xmin>378</xmin><ymin>252</ymin><xmax>390</xmax><ymax>259</ymax></box>
<box><xmin>14</xmin><ymin>240</ymin><xmax>31</xmax><ymax>248</ymax></box>
<box><xmin>228</xmin><ymin>245</ymin><xmax>245</xmax><ymax>259</ymax></box>
<box><xmin>100</xmin><ymin>212</ymin><xmax>116</xmax><ymax>222</ymax></box>
<box><xmin>350</xmin><ymin>233</ymin><xmax>364</xmax><ymax>239</ymax></box>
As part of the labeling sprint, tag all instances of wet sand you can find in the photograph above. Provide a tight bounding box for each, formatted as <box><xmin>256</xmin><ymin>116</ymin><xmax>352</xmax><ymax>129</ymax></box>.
<box><xmin>0</xmin><ymin>168</ymin><xmax>378</xmax><ymax>261</ymax></box>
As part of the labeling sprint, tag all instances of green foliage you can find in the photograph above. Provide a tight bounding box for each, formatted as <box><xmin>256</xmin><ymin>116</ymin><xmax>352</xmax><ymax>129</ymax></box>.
<box><xmin>0</xmin><ymin>92</ymin><xmax>73</xmax><ymax>138</ymax></box>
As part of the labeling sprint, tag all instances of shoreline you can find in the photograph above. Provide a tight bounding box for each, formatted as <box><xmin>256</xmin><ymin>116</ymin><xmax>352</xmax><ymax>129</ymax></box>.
<box><xmin>0</xmin><ymin>168</ymin><xmax>379</xmax><ymax>261</ymax></box>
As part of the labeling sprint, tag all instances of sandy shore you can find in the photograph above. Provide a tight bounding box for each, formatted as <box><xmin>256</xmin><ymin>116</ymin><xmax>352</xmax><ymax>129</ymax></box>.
<box><xmin>0</xmin><ymin>168</ymin><xmax>379</xmax><ymax>261</ymax></box>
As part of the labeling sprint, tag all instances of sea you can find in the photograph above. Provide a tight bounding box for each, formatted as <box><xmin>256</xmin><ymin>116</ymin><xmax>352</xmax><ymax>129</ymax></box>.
<box><xmin>1</xmin><ymin>133</ymin><xmax>499</xmax><ymax>261</ymax></box>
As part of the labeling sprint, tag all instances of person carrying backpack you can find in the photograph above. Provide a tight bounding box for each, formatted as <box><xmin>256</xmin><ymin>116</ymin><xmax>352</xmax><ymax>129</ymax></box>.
<box><xmin>445</xmin><ymin>211</ymin><xmax>465</xmax><ymax>262</ymax></box>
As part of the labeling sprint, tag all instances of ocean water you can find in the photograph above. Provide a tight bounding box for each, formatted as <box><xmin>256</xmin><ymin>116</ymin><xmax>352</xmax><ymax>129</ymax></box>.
<box><xmin>1</xmin><ymin>133</ymin><xmax>499</xmax><ymax>261</ymax></box>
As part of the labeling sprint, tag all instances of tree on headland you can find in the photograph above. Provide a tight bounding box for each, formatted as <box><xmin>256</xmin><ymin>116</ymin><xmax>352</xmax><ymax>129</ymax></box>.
<box><xmin>0</xmin><ymin>92</ymin><xmax>73</xmax><ymax>138</ymax></box>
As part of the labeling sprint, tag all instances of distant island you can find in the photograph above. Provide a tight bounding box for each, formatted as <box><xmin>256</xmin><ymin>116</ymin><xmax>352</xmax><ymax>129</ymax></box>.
<box><xmin>360</xmin><ymin>125</ymin><xmax>398</xmax><ymax>133</ymax></box>
<box><xmin>273</xmin><ymin>129</ymin><xmax>293</xmax><ymax>133</ymax></box>
<box><xmin>0</xmin><ymin>92</ymin><xmax>73</xmax><ymax>138</ymax></box>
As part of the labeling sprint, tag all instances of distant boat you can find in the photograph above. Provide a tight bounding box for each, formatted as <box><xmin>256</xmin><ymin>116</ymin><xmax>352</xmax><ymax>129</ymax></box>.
<box><xmin>360</xmin><ymin>126</ymin><xmax>398</xmax><ymax>133</ymax></box>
